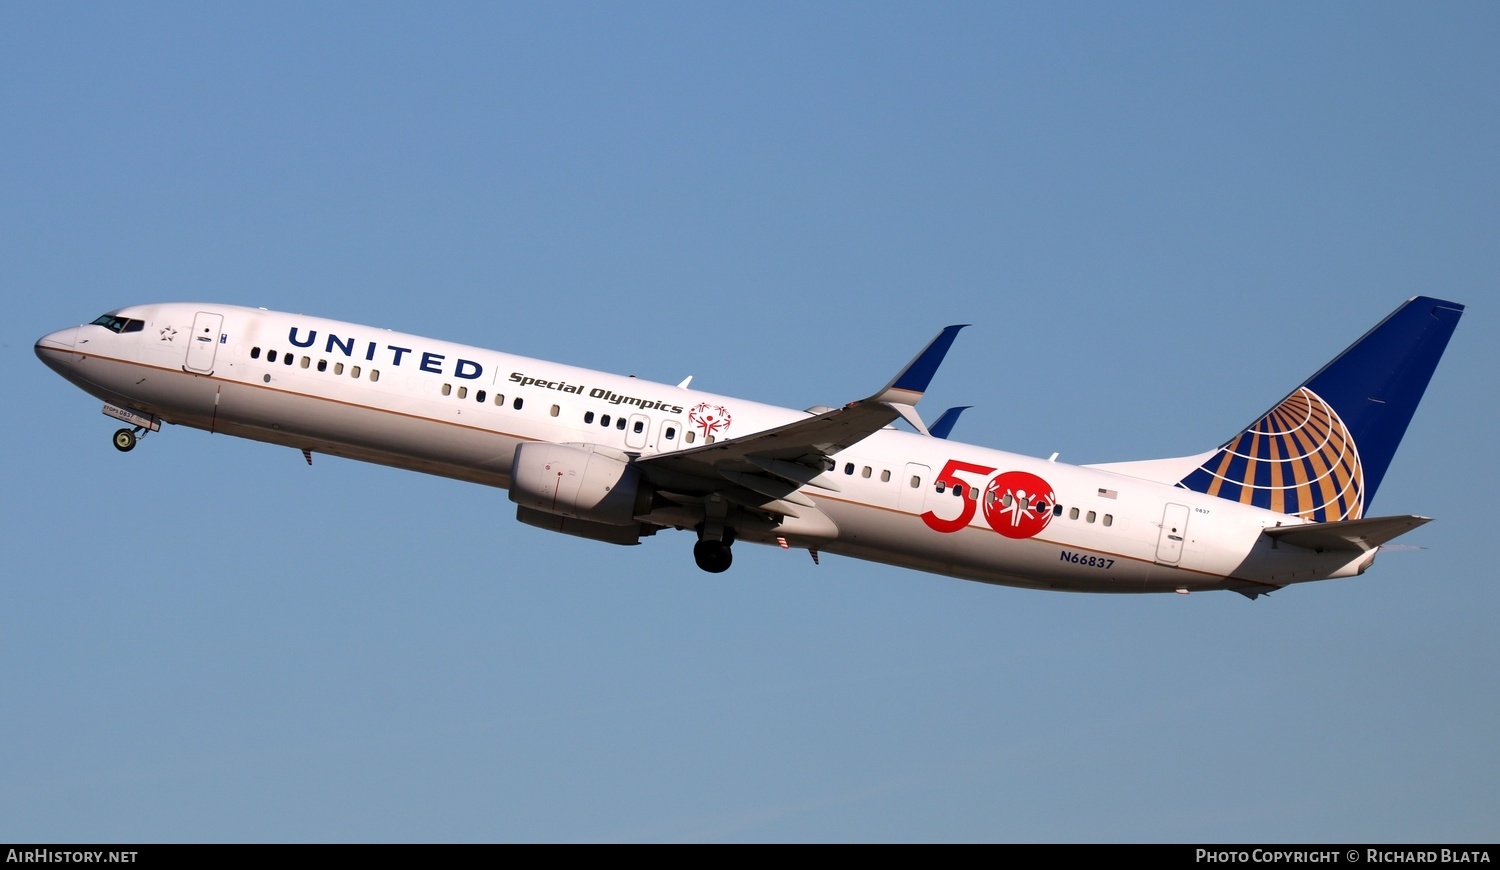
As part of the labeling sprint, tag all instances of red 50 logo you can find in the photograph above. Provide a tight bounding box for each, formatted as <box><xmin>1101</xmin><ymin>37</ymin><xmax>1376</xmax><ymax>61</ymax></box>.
<box><xmin>920</xmin><ymin>459</ymin><xmax>1056</xmax><ymax>540</ymax></box>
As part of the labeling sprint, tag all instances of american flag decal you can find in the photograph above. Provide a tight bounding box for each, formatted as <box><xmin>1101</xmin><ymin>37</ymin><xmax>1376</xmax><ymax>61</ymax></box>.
<box><xmin>1177</xmin><ymin>387</ymin><xmax>1364</xmax><ymax>522</ymax></box>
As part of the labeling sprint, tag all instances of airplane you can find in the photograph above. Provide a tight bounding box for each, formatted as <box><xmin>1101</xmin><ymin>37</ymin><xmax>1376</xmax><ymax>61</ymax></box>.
<box><xmin>34</xmin><ymin>296</ymin><xmax>1462</xmax><ymax>598</ymax></box>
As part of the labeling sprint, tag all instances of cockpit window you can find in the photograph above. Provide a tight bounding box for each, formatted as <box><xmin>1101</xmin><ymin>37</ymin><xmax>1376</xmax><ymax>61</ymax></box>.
<box><xmin>90</xmin><ymin>314</ymin><xmax>144</xmax><ymax>334</ymax></box>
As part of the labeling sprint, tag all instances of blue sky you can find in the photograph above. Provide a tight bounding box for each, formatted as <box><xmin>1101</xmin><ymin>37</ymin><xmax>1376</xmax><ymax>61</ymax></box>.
<box><xmin>4</xmin><ymin>2</ymin><xmax>1497</xmax><ymax>842</ymax></box>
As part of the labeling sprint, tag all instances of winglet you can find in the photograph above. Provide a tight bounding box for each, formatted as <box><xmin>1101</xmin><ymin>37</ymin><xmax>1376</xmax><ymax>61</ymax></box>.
<box><xmin>873</xmin><ymin>324</ymin><xmax>967</xmax><ymax>406</ymax></box>
<box><xmin>929</xmin><ymin>406</ymin><xmax>972</xmax><ymax>439</ymax></box>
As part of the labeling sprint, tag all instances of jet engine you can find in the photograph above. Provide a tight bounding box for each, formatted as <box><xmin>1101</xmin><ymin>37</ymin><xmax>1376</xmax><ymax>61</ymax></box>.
<box><xmin>509</xmin><ymin>442</ymin><xmax>650</xmax><ymax>527</ymax></box>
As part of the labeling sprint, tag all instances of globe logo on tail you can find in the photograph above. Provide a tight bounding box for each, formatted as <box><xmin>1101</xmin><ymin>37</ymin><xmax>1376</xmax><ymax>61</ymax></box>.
<box><xmin>1178</xmin><ymin>387</ymin><xmax>1364</xmax><ymax>522</ymax></box>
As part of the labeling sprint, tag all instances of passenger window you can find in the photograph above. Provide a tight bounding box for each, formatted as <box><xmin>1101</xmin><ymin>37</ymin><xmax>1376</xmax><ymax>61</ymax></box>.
<box><xmin>633</xmin><ymin>420</ymin><xmax>643</xmax><ymax>433</ymax></box>
<box><xmin>494</xmin><ymin>394</ymin><xmax>505</xmax><ymax>406</ymax></box>
<box><xmin>552</xmin><ymin>405</ymin><xmax>561</xmax><ymax>418</ymax></box>
<box><xmin>861</xmin><ymin>466</ymin><xmax>871</xmax><ymax>479</ymax></box>
<box><xmin>1086</xmin><ymin>511</ymin><xmax>1097</xmax><ymax>523</ymax></box>
<box><xmin>457</xmin><ymin>386</ymin><xmax>468</xmax><ymax>399</ymax></box>
<box><xmin>251</xmin><ymin>347</ymin><xmax>261</xmax><ymax>360</ymax></box>
<box><xmin>268</xmin><ymin>350</ymin><xmax>278</xmax><ymax>363</ymax></box>
<box><xmin>881</xmin><ymin>470</ymin><xmax>891</xmax><ymax>483</ymax></box>
<box><xmin>935</xmin><ymin>481</ymin><xmax>946</xmax><ymax>493</ymax></box>
<box><xmin>1069</xmin><ymin>507</ymin><xmax>1080</xmax><ymax>520</ymax></box>
<box><xmin>1102</xmin><ymin>514</ymin><xmax>1113</xmax><ymax>527</ymax></box>
<box><xmin>601</xmin><ymin>414</ymin><xmax>611</xmax><ymax>427</ymax></box>
<box><xmin>284</xmin><ymin>354</ymin><xmax>294</xmax><ymax>366</ymax></box>
<box><xmin>370</xmin><ymin>369</ymin><xmax>379</xmax><ymax>382</ymax></box>
<box><xmin>585</xmin><ymin>411</ymin><xmax>595</xmax><ymax>424</ymax></box>
<box><xmin>845</xmin><ymin>463</ymin><xmax>855</xmax><ymax>475</ymax></box>
<box><xmin>301</xmin><ymin>356</ymin><xmax>310</xmax><ymax>369</ymax></box>
<box><xmin>350</xmin><ymin>365</ymin><xmax>360</xmax><ymax>378</ymax></box>
<box><xmin>334</xmin><ymin>362</ymin><xmax>345</xmax><ymax>375</ymax></box>
<box><xmin>664</xmin><ymin>426</ymin><xmax>676</xmax><ymax>439</ymax></box>
<box><xmin>442</xmin><ymin>383</ymin><xmax>452</xmax><ymax>396</ymax></box>
<box><xmin>707</xmin><ymin>435</ymin><xmax>716</xmax><ymax>443</ymax></box>
<box><xmin>685</xmin><ymin>431</ymin><xmax>696</xmax><ymax>444</ymax></box>
<box><xmin>317</xmin><ymin>360</ymin><xmax>327</xmax><ymax>372</ymax></box>
<box><xmin>1054</xmin><ymin>504</ymin><xmax>1063</xmax><ymax>517</ymax></box>
<box><xmin>476</xmin><ymin>390</ymin><xmax>485</xmax><ymax>403</ymax></box>
<box><xmin>616</xmin><ymin>417</ymin><xmax>626</xmax><ymax>430</ymax></box>
<box><xmin>953</xmin><ymin>483</ymin><xmax>964</xmax><ymax>498</ymax></box>
<box><xmin>909</xmin><ymin>476</ymin><xmax>921</xmax><ymax>488</ymax></box>
<box><xmin>513</xmin><ymin>398</ymin><xmax>523</xmax><ymax>410</ymax></box>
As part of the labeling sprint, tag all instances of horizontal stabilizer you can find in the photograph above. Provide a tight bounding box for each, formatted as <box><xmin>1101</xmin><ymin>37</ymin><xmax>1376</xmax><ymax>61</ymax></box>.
<box><xmin>1262</xmin><ymin>515</ymin><xmax>1431</xmax><ymax>553</ymax></box>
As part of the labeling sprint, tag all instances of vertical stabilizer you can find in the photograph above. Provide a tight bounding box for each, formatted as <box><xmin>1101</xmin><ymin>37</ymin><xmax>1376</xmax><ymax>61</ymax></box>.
<box><xmin>1176</xmin><ymin>296</ymin><xmax>1463</xmax><ymax>520</ymax></box>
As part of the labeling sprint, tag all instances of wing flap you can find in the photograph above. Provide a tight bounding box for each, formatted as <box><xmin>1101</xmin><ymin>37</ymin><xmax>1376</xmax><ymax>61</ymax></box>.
<box><xmin>745</xmin><ymin>455</ymin><xmax>842</xmax><ymax>491</ymax></box>
<box><xmin>719</xmin><ymin>471</ymin><xmax>818</xmax><ymax>507</ymax></box>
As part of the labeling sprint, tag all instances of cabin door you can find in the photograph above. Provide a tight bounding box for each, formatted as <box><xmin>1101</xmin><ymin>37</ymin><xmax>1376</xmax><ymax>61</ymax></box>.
<box><xmin>899</xmin><ymin>463</ymin><xmax>931</xmax><ymax>515</ymax></box>
<box><xmin>185</xmin><ymin>311</ymin><xmax>223</xmax><ymax>374</ymax></box>
<box><xmin>1155</xmin><ymin>503</ymin><xmax>1191</xmax><ymax>565</ymax></box>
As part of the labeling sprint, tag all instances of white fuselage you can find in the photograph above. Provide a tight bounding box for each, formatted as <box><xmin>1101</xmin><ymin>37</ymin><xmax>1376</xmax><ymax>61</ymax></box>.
<box><xmin>36</xmin><ymin>303</ymin><xmax>1374</xmax><ymax>595</ymax></box>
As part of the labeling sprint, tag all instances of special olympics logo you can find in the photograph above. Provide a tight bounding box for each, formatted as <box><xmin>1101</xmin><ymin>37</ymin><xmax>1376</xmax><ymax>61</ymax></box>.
<box><xmin>982</xmin><ymin>471</ymin><xmax>1055</xmax><ymax>539</ymax></box>
<box><xmin>688</xmin><ymin>403</ymin><xmax>732</xmax><ymax>440</ymax></box>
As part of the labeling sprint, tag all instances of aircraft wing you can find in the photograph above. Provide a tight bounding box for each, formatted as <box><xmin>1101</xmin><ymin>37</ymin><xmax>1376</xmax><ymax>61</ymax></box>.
<box><xmin>643</xmin><ymin>398</ymin><xmax>902</xmax><ymax>469</ymax></box>
<box><xmin>636</xmin><ymin>326</ymin><xmax>965</xmax><ymax>500</ymax></box>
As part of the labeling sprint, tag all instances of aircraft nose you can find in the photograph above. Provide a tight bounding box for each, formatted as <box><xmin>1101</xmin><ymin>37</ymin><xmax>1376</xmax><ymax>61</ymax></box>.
<box><xmin>34</xmin><ymin>326</ymin><xmax>78</xmax><ymax>368</ymax></box>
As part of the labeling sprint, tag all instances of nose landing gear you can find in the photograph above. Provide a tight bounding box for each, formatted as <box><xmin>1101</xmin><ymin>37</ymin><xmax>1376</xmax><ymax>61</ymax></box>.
<box><xmin>111</xmin><ymin>426</ymin><xmax>147</xmax><ymax>453</ymax></box>
<box><xmin>102</xmin><ymin>404</ymin><xmax>160</xmax><ymax>453</ymax></box>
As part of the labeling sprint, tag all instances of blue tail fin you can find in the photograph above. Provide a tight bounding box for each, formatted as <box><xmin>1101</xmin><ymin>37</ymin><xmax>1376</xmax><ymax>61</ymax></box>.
<box><xmin>1177</xmin><ymin>296</ymin><xmax>1464</xmax><ymax>520</ymax></box>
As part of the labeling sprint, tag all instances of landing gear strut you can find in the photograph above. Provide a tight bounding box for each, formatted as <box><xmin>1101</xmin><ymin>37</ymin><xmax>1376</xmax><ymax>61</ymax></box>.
<box><xmin>112</xmin><ymin>428</ymin><xmax>140</xmax><ymax>452</ymax></box>
<box><xmin>693</xmin><ymin>539</ymin><xmax>733</xmax><ymax>573</ymax></box>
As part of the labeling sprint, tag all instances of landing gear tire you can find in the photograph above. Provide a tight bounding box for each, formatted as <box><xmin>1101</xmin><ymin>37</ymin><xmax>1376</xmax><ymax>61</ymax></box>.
<box><xmin>112</xmin><ymin>428</ymin><xmax>137</xmax><ymax>452</ymax></box>
<box><xmin>693</xmin><ymin>539</ymin><xmax>733</xmax><ymax>573</ymax></box>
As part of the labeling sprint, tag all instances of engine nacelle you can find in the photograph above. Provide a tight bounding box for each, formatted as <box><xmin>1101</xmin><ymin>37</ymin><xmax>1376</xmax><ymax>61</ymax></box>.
<box><xmin>515</xmin><ymin>506</ymin><xmax>653</xmax><ymax>545</ymax></box>
<box><xmin>509</xmin><ymin>442</ymin><xmax>648</xmax><ymax>526</ymax></box>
